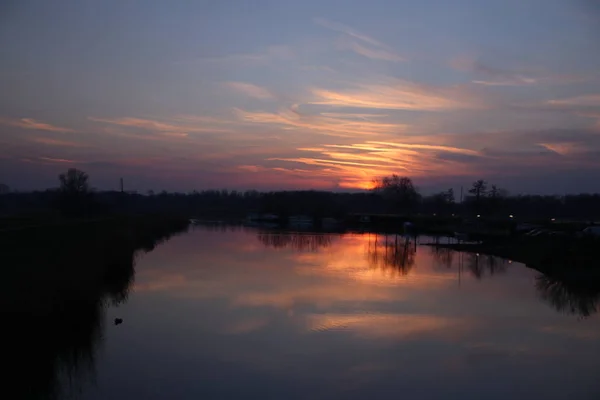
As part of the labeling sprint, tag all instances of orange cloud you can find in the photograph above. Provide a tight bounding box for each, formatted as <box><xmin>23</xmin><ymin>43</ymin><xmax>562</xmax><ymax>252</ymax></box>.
<box><xmin>367</xmin><ymin>141</ymin><xmax>480</xmax><ymax>156</ymax></box>
<box><xmin>309</xmin><ymin>79</ymin><xmax>481</xmax><ymax>111</ymax></box>
<box><xmin>268</xmin><ymin>140</ymin><xmax>479</xmax><ymax>189</ymax></box>
<box><xmin>0</xmin><ymin>117</ymin><xmax>76</xmax><ymax>133</ymax></box>
<box><xmin>30</xmin><ymin>137</ymin><xmax>87</xmax><ymax>147</ymax></box>
<box><xmin>538</xmin><ymin>142</ymin><xmax>586</xmax><ymax>156</ymax></box>
<box><xmin>224</xmin><ymin>82</ymin><xmax>274</xmax><ymax>99</ymax></box>
<box><xmin>235</xmin><ymin>107</ymin><xmax>407</xmax><ymax>138</ymax></box>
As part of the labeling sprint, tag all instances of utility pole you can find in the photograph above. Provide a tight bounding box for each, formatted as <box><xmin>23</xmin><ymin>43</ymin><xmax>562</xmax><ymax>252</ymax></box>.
<box><xmin>120</xmin><ymin>178</ymin><xmax>124</xmax><ymax>193</ymax></box>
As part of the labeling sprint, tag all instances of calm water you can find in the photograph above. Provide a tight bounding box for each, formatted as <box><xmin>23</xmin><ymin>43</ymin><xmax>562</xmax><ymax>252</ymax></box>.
<box><xmin>72</xmin><ymin>226</ymin><xmax>600</xmax><ymax>399</ymax></box>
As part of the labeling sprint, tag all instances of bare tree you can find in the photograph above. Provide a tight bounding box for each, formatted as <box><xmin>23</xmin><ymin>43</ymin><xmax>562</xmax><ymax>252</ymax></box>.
<box><xmin>489</xmin><ymin>184</ymin><xmax>499</xmax><ymax>199</ymax></box>
<box><xmin>58</xmin><ymin>169</ymin><xmax>91</xmax><ymax>217</ymax></box>
<box><xmin>59</xmin><ymin>168</ymin><xmax>89</xmax><ymax>194</ymax></box>
<box><xmin>468</xmin><ymin>179</ymin><xmax>487</xmax><ymax>213</ymax></box>
<box><xmin>372</xmin><ymin>175</ymin><xmax>420</xmax><ymax>213</ymax></box>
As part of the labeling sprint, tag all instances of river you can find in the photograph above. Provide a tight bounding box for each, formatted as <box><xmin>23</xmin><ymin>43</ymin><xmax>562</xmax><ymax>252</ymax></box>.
<box><xmin>35</xmin><ymin>225</ymin><xmax>600</xmax><ymax>399</ymax></box>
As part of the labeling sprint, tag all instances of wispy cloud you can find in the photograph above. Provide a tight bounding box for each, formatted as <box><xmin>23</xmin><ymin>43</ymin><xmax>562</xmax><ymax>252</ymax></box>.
<box><xmin>30</xmin><ymin>137</ymin><xmax>87</xmax><ymax>147</ymax></box>
<box><xmin>235</xmin><ymin>107</ymin><xmax>407</xmax><ymax>138</ymax></box>
<box><xmin>334</xmin><ymin>37</ymin><xmax>405</xmax><ymax>63</ymax></box>
<box><xmin>452</xmin><ymin>57</ymin><xmax>589</xmax><ymax>87</ymax></box>
<box><xmin>268</xmin><ymin>140</ymin><xmax>482</xmax><ymax>189</ymax></box>
<box><xmin>89</xmin><ymin>115</ymin><xmax>233</xmax><ymax>138</ymax></box>
<box><xmin>224</xmin><ymin>82</ymin><xmax>275</xmax><ymax>99</ymax></box>
<box><xmin>38</xmin><ymin>157</ymin><xmax>77</xmax><ymax>163</ymax></box>
<box><xmin>315</xmin><ymin>17</ymin><xmax>405</xmax><ymax>62</ymax></box>
<box><xmin>547</xmin><ymin>94</ymin><xmax>600</xmax><ymax>107</ymax></box>
<box><xmin>314</xmin><ymin>17</ymin><xmax>386</xmax><ymax>48</ymax></box>
<box><xmin>309</xmin><ymin>79</ymin><xmax>482</xmax><ymax>111</ymax></box>
<box><xmin>538</xmin><ymin>142</ymin><xmax>586</xmax><ymax>156</ymax></box>
<box><xmin>0</xmin><ymin>117</ymin><xmax>76</xmax><ymax>133</ymax></box>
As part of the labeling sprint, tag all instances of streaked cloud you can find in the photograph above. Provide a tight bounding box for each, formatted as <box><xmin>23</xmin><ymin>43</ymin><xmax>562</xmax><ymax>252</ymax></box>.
<box><xmin>30</xmin><ymin>137</ymin><xmax>87</xmax><ymax>148</ymax></box>
<box><xmin>452</xmin><ymin>57</ymin><xmax>589</xmax><ymax>87</ymax></box>
<box><xmin>235</xmin><ymin>107</ymin><xmax>407</xmax><ymax>138</ymax></box>
<box><xmin>547</xmin><ymin>94</ymin><xmax>600</xmax><ymax>107</ymax></box>
<box><xmin>269</xmin><ymin>140</ymin><xmax>482</xmax><ymax>189</ymax></box>
<box><xmin>309</xmin><ymin>79</ymin><xmax>482</xmax><ymax>111</ymax></box>
<box><xmin>224</xmin><ymin>82</ymin><xmax>275</xmax><ymax>99</ymax></box>
<box><xmin>316</xmin><ymin>17</ymin><xmax>405</xmax><ymax>62</ymax></box>
<box><xmin>314</xmin><ymin>17</ymin><xmax>387</xmax><ymax>49</ymax></box>
<box><xmin>335</xmin><ymin>37</ymin><xmax>405</xmax><ymax>63</ymax></box>
<box><xmin>89</xmin><ymin>116</ymin><xmax>233</xmax><ymax>137</ymax></box>
<box><xmin>38</xmin><ymin>157</ymin><xmax>77</xmax><ymax>164</ymax></box>
<box><xmin>538</xmin><ymin>142</ymin><xmax>586</xmax><ymax>156</ymax></box>
<box><xmin>0</xmin><ymin>117</ymin><xmax>76</xmax><ymax>133</ymax></box>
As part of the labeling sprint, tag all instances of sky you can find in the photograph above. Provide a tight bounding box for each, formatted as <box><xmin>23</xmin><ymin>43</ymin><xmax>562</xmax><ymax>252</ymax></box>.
<box><xmin>1</xmin><ymin>0</ymin><xmax>599</xmax><ymax>194</ymax></box>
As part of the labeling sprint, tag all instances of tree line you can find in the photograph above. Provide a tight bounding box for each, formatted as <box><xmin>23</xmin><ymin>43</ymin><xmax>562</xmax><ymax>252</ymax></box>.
<box><xmin>1</xmin><ymin>169</ymin><xmax>600</xmax><ymax>220</ymax></box>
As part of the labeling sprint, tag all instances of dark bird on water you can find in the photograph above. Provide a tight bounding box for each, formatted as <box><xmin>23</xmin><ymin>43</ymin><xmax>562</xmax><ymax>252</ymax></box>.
<box><xmin>114</xmin><ymin>318</ymin><xmax>123</xmax><ymax>325</ymax></box>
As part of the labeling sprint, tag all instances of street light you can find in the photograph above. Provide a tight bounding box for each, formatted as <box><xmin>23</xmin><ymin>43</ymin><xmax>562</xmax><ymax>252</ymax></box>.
<box><xmin>477</xmin><ymin>214</ymin><xmax>481</xmax><ymax>218</ymax></box>
<box><xmin>509</xmin><ymin>215</ymin><xmax>514</xmax><ymax>218</ymax></box>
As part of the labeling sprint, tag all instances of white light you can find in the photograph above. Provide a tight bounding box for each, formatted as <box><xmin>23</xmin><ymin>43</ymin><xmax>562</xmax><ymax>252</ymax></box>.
<box><xmin>509</xmin><ymin>215</ymin><xmax>514</xmax><ymax>218</ymax></box>
<box><xmin>551</xmin><ymin>218</ymin><xmax>556</xmax><ymax>222</ymax></box>
<box><xmin>433</xmin><ymin>213</ymin><xmax>436</xmax><ymax>216</ymax></box>
<box><xmin>477</xmin><ymin>214</ymin><xmax>481</xmax><ymax>218</ymax></box>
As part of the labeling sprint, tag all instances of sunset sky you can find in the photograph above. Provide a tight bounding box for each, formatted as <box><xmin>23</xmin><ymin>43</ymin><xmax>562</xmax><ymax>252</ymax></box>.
<box><xmin>1</xmin><ymin>0</ymin><xmax>599</xmax><ymax>193</ymax></box>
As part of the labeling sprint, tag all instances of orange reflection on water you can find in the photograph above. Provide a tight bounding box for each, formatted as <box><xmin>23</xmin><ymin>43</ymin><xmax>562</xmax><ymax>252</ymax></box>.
<box><xmin>289</xmin><ymin>233</ymin><xmax>458</xmax><ymax>288</ymax></box>
<box><xmin>305</xmin><ymin>313</ymin><xmax>468</xmax><ymax>340</ymax></box>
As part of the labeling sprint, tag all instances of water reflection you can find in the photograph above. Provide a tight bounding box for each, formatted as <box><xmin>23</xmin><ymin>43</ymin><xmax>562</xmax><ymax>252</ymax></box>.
<box><xmin>365</xmin><ymin>234</ymin><xmax>416</xmax><ymax>276</ymax></box>
<box><xmin>3</xmin><ymin>220</ymin><xmax>188</xmax><ymax>400</ymax></box>
<box><xmin>463</xmin><ymin>253</ymin><xmax>508</xmax><ymax>279</ymax></box>
<box><xmin>429</xmin><ymin>246</ymin><xmax>455</xmax><ymax>269</ymax></box>
<box><xmin>12</xmin><ymin>226</ymin><xmax>600</xmax><ymax>400</ymax></box>
<box><xmin>535</xmin><ymin>272</ymin><xmax>600</xmax><ymax>318</ymax></box>
<box><xmin>257</xmin><ymin>231</ymin><xmax>335</xmax><ymax>252</ymax></box>
<box><xmin>428</xmin><ymin>244</ymin><xmax>600</xmax><ymax>318</ymax></box>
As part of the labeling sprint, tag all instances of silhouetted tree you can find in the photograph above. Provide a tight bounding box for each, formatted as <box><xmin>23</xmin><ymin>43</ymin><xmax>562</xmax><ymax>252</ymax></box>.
<box><xmin>58</xmin><ymin>168</ymin><xmax>92</xmax><ymax>218</ymax></box>
<box><xmin>468</xmin><ymin>179</ymin><xmax>487</xmax><ymax>213</ymax></box>
<box><xmin>59</xmin><ymin>168</ymin><xmax>89</xmax><ymax>194</ymax></box>
<box><xmin>372</xmin><ymin>175</ymin><xmax>420</xmax><ymax>214</ymax></box>
<box><xmin>486</xmin><ymin>184</ymin><xmax>509</xmax><ymax>215</ymax></box>
<box><xmin>425</xmin><ymin>188</ymin><xmax>455</xmax><ymax>214</ymax></box>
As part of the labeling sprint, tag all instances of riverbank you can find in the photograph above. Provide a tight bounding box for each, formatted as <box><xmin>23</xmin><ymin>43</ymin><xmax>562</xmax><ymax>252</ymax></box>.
<box><xmin>426</xmin><ymin>235</ymin><xmax>600</xmax><ymax>276</ymax></box>
<box><xmin>2</xmin><ymin>215</ymin><xmax>189</xmax><ymax>399</ymax></box>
